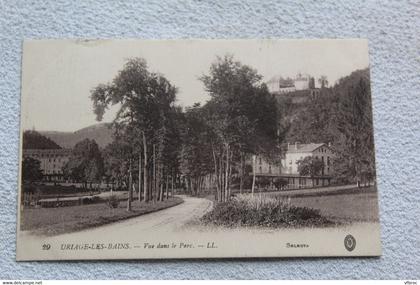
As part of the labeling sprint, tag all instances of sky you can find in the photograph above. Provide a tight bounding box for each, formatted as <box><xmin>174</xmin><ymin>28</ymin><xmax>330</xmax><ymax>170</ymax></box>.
<box><xmin>20</xmin><ymin>39</ymin><xmax>369</xmax><ymax>132</ymax></box>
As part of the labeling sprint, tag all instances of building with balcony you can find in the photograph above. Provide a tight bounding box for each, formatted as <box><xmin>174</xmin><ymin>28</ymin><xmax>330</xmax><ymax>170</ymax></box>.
<box><xmin>252</xmin><ymin>142</ymin><xmax>335</xmax><ymax>189</ymax></box>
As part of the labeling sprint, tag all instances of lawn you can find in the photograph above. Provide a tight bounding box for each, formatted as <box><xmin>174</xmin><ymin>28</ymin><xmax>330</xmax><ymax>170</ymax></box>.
<box><xmin>21</xmin><ymin>197</ymin><xmax>183</xmax><ymax>236</ymax></box>
<box><xmin>200</xmin><ymin>186</ymin><xmax>379</xmax><ymax>229</ymax></box>
<box><xmin>285</xmin><ymin>191</ymin><xmax>379</xmax><ymax>223</ymax></box>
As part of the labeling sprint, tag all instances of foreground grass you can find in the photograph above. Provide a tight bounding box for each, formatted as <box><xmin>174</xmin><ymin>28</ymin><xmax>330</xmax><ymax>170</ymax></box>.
<box><xmin>201</xmin><ymin>194</ymin><xmax>335</xmax><ymax>228</ymax></box>
<box><xmin>284</xmin><ymin>191</ymin><xmax>379</xmax><ymax>223</ymax></box>
<box><xmin>21</xmin><ymin>197</ymin><xmax>183</xmax><ymax>236</ymax></box>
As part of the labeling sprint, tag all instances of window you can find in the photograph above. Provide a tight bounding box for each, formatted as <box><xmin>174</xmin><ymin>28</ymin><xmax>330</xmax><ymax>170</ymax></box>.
<box><xmin>268</xmin><ymin>165</ymin><xmax>272</xmax><ymax>174</ymax></box>
<box><xmin>259</xmin><ymin>158</ymin><xmax>262</xmax><ymax>165</ymax></box>
<box><xmin>327</xmin><ymin>157</ymin><xmax>330</xmax><ymax>165</ymax></box>
<box><xmin>259</xmin><ymin>166</ymin><xmax>262</xmax><ymax>173</ymax></box>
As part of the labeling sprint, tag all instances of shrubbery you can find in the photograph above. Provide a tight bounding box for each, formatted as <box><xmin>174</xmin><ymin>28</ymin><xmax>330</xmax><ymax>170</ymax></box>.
<box><xmin>107</xmin><ymin>195</ymin><xmax>120</xmax><ymax>209</ymax></box>
<box><xmin>201</xmin><ymin>194</ymin><xmax>334</xmax><ymax>228</ymax></box>
<box><xmin>81</xmin><ymin>196</ymin><xmax>101</xmax><ymax>205</ymax></box>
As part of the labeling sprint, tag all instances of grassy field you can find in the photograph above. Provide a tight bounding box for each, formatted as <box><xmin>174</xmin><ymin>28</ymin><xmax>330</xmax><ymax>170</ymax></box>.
<box><xmin>201</xmin><ymin>186</ymin><xmax>379</xmax><ymax>229</ymax></box>
<box><xmin>266</xmin><ymin>186</ymin><xmax>379</xmax><ymax>223</ymax></box>
<box><xmin>21</xmin><ymin>197</ymin><xmax>183</xmax><ymax>236</ymax></box>
<box><xmin>286</xmin><ymin>192</ymin><xmax>379</xmax><ymax>223</ymax></box>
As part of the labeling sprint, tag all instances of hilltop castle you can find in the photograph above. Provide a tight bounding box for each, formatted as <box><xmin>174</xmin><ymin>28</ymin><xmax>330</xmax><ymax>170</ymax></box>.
<box><xmin>266</xmin><ymin>73</ymin><xmax>325</xmax><ymax>102</ymax></box>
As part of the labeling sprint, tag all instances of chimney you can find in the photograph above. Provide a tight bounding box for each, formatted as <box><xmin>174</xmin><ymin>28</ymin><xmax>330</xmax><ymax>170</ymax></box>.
<box><xmin>328</xmin><ymin>142</ymin><xmax>332</xmax><ymax>148</ymax></box>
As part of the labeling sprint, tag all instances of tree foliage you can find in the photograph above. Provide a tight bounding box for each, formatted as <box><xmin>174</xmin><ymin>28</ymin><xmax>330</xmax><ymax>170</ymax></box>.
<box><xmin>200</xmin><ymin>55</ymin><xmax>280</xmax><ymax>200</ymax></box>
<box><xmin>90</xmin><ymin>58</ymin><xmax>180</xmax><ymax>208</ymax></box>
<box><xmin>297</xmin><ymin>156</ymin><xmax>324</xmax><ymax>177</ymax></box>
<box><xmin>22</xmin><ymin>157</ymin><xmax>43</xmax><ymax>182</ymax></box>
<box><xmin>23</xmin><ymin>130</ymin><xmax>61</xmax><ymax>149</ymax></box>
<box><xmin>333</xmin><ymin>70</ymin><xmax>375</xmax><ymax>184</ymax></box>
<box><xmin>280</xmin><ymin>69</ymin><xmax>375</xmax><ymax>184</ymax></box>
<box><xmin>63</xmin><ymin>139</ymin><xmax>104</xmax><ymax>185</ymax></box>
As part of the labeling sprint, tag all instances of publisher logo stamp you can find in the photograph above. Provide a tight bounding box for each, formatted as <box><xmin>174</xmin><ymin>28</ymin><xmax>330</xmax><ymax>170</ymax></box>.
<box><xmin>344</xmin><ymin>234</ymin><xmax>356</xmax><ymax>251</ymax></box>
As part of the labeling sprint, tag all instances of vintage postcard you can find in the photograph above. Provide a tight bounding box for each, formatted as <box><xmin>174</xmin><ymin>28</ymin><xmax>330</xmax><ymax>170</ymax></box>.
<box><xmin>17</xmin><ymin>39</ymin><xmax>381</xmax><ymax>260</ymax></box>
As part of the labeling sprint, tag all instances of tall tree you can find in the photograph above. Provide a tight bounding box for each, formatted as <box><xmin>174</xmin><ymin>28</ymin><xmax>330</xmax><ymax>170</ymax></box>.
<box><xmin>22</xmin><ymin>157</ymin><xmax>43</xmax><ymax>183</ymax></box>
<box><xmin>63</xmin><ymin>139</ymin><xmax>104</xmax><ymax>188</ymax></box>
<box><xmin>200</xmin><ymin>55</ymin><xmax>280</xmax><ymax>201</ymax></box>
<box><xmin>334</xmin><ymin>70</ymin><xmax>375</xmax><ymax>185</ymax></box>
<box><xmin>90</xmin><ymin>58</ymin><xmax>178</xmax><ymax>209</ymax></box>
<box><xmin>180</xmin><ymin>103</ymin><xmax>213</xmax><ymax>196</ymax></box>
<box><xmin>297</xmin><ymin>156</ymin><xmax>324</xmax><ymax>185</ymax></box>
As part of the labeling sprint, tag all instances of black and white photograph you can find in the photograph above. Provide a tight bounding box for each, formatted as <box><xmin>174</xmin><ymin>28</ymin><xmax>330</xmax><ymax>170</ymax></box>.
<box><xmin>17</xmin><ymin>39</ymin><xmax>381</xmax><ymax>260</ymax></box>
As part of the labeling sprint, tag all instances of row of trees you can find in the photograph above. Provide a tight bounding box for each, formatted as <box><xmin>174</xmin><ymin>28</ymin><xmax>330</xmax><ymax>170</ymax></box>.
<box><xmin>89</xmin><ymin>55</ymin><xmax>281</xmax><ymax>206</ymax></box>
<box><xmin>87</xmin><ymin>57</ymin><xmax>375</xmax><ymax>206</ymax></box>
<box><xmin>193</xmin><ymin>56</ymin><xmax>281</xmax><ymax>201</ymax></box>
<box><xmin>90</xmin><ymin>58</ymin><xmax>181</xmax><ymax>210</ymax></box>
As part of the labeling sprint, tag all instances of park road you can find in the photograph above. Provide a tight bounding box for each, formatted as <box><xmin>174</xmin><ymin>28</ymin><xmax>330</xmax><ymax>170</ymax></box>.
<box><xmin>23</xmin><ymin>196</ymin><xmax>213</xmax><ymax>242</ymax></box>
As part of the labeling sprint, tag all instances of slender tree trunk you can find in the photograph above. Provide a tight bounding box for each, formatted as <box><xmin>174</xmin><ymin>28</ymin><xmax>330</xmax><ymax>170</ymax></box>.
<box><xmin>228</xmin><ymin>150</ymin><xmax>233</xmax><ymax>199</ymax></box>
<box><xmin>251</xmin><ymin>155</ymin><xmax>256</xmax><ymax>196</ymax></box>
<box><xmin>148</xmin><ymin>167</ymin><xmax>152</xmax><ymax>202</ymax></box>
<box><xmin>143</xmin><ymin>133</ymin><xmax>148</xmax><ymax>203</ymax></box>
<box><xmin>165</xmin><ymin>175</ymin><xmax>169</xmax><ymax>200</ymax></box>
<box><xmin>220</xmin><ymin>151</ymin><xmax>224</xmax><ymax>202</ymax></box>
<box><xmin>153</xmin><ymin>144</ymin><xmax>156</xmax><ymax>203</ymax></box>
<box><xmin>159</xmin><ymin>166</ymin><xmax>163</xmax><ymax>201</ymax></box>
<box><xmin>127</xmin><ymin>159</ymin><xmax>133</xmax><ymax>211</ymax></box>
<box><xmin>159</xmin><ymin>172</ymin><xmax>164</xmax><ymax>201</ymax></box>
<box><xmin>138</xmin><ymin>152</ymin><xmax>142</xmax><ymax>201</ymax></box>
<box><xmin>211</xmin><ymin>144</ymin><xmax>219</xmax><ymax>202</ymax></box>
<box><xmin>157</xmin><ymin>163</ymin><xmax>161</xmax><ymax>201</ymax></box>
<box><xmin>171</xmin><ymin>175</ymin><xmax>174</xmax><ymax>197</ymax></box>
<box><xmin>239</xmin><ymin>151</ymin><xmax>244</xmax><ymax>194</ymax></box>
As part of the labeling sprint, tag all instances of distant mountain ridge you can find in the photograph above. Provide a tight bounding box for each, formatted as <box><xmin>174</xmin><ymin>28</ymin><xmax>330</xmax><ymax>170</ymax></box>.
<box><xmin>39</xmin><ymin>123</ymin><xmax>114</xmax><ymax>149</ymax></box>
<box><xmin>23</xmin><ymin>130</ymin><xmax>62</xmax><ymax>150</ymax></box>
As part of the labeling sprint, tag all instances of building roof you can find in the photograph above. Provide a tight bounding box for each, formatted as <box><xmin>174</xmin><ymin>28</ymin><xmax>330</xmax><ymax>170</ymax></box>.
<box><xmin>266</xmin><ymin>76</ymin><xmax>295</xmax><ymax>87</ymax></box>
<box><xmin>286</xmin><ymin>143</ymin><xmax>327</xmax><ymax>153</ymax></box>
<box><xmin>23</xmin><ymin>148</ymin><xmax>72</xmax><ymax>155</ymax></box>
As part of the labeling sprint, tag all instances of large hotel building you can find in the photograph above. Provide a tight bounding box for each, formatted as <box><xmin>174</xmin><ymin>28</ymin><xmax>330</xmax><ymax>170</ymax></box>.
<box><xmin>23</xmin><ymin>149</ymin><xmax>72</xmax><ymax>181</ymax></box>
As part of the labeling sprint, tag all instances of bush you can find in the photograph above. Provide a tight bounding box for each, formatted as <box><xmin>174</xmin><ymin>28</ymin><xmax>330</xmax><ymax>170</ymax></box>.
<box><xmin>201</xmin><ymin>194</ymin><xmax>334</xmax><ymax>228</ymax></box>
<box><xmin>81</xmin><ymin>196</ymin><xmax>101</xmax><ymax>205</ymax></box>
<box><xmin>107</xmin><ymin>195</ymin><xmax>120</xmax><ymax>209</ymax></box>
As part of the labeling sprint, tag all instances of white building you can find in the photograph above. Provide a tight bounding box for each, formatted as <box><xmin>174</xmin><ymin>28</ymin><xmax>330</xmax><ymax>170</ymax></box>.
<box><xmin>266</xmin><ymin>76</ymin><xmax>296</xmax><ymax>94</ymax></box>
<box><xmin>283</xmin><ymin>143</ymin><xmax>334</xmax><ymax>176</ymax></box>
<box><xmin>253</xmin><ymin>142</ymin><xmax>335</xmax><ymax>189</ymax></box>
<box><xmin>266</xmin><ymin>73</ymin><xmax>315</xmax><ymax>94</ymax></box>
<box><xmin>294</xmin><ymin>73</ymin><xmax>312</xmax><ymax>90</ymax></box>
